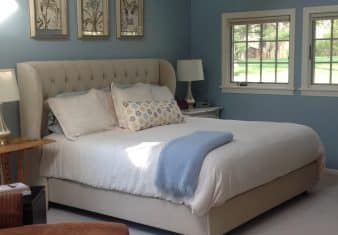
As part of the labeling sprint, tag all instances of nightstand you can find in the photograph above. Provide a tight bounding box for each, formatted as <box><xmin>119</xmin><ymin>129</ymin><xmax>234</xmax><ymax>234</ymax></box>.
<box><xmin>181</xmin><ymin>106</ymin><xmax>223</xmax><ymax>119</ymax></box>
<box><xmin>0</xmin><ymin>138</ymin><xmax>55</xmax><ymax>184</ymax></box>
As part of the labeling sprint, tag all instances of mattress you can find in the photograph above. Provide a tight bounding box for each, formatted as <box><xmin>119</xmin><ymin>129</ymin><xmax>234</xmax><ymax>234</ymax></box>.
<box><xmin>40</xmin><ymin>117</ymin><xmax>324</xmax><ymax>215</ymax></box>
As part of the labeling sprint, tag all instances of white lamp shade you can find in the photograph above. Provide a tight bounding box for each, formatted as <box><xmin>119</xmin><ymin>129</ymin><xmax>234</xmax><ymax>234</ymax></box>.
<box><xmin>0</xmin><ymin>69</ymin><xmax>20</xmax><ymax>103</ymax></box>
<box><xmin>177</xmin><ymin>59</ymin><xmax>204</xmax><ymax>82</ymax></box>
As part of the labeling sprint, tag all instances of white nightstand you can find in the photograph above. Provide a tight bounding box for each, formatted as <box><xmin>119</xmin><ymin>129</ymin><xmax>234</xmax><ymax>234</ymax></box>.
<box><xmin>181</xmin><ymin>106</ymin><xmax>223</xmax><ymax>119</ymax></box>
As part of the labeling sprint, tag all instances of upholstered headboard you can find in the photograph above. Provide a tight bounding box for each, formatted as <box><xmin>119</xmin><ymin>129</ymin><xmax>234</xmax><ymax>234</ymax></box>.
<box><xmin>17</xmin><ymin>59</ymin><xmax>176</xmax><ymax>139</ymax></box>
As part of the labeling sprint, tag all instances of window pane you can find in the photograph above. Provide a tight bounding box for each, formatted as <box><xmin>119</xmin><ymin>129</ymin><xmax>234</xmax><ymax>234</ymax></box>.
<box><xmin>278</xmin><ymin>22</ymin><xmax>290</xmax><ymax>40</ymax></box>
<box><xmin>247</xmin><ymin>64</ymin><xmax>261</xmax><ymax>82</ymax></box>
<box><xmin>313</xmin><ymin>63</ymin><xmax>330</xmax><ymax>84</ymax></box>
<box><xmin>263</xmin><ymin>23</ymin><xmax>276</xmax><ymax>41</ymax></box>
<box><xmin>262</xmin><ymin>63</ymin><xmax>275</xmax><ymax>83</ymax></box>
<box><xmin>248</xmin><ymin>24</ymin><xmax>260</xmax><ymax>41</ymax></box>
<box><xmin>233</xmin><ymin>25</ymin><xmax>247</xmax><ymax>42</ymax></box>
<box><xmin>248</xmin><ymin>42</ymin><xmax>260</xmax><ymax>62</ymax></box>
<box><xmin>262</xmin><ymin>41</ymin><xmax>276</xmax><ymax>61</ymax></box>
<box><xmin>333</xmin><ymin>39</ymin><xmax>338</xmax><ymax>62</ymax></box>
<box><xmin>233</xmin><ymin>42</ymin><xmax>247</xmax><ymax>63</ymax></box>
<box><xmin>332</xmin><ymin>63</ymin><xmax>338</xmax><ymax>84</ymax></box>
<box><xmin>315</xmin><ymin>20</ymin><xmax>332</xmax><ymax>39</ymax></box>
<box><xmin>277</xmin><ymin>41</ymin><xmax>289</xmax><ymax>62</ymax></box>
<box><xmin>334</xmin><ymin>19</ymin><xmax>338</xmax><ymax>38</ymax></box>
<box><xmin>315</xmin><ymin>39</ymin><xmax>331</xmax><ymax>62</ymax></box>
<box><xmin>276</xmin><ymin>63</ymin><xmax>289</xmax><ymax>83</ymax></box>
<box><xmin>233</xmin><ymin>63</ymin><xmax>246</xmax><ymax>82</ymax></box>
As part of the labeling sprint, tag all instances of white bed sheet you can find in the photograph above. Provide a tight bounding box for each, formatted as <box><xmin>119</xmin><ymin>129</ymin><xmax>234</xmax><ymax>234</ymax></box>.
<box><xmin>40</xmin><ymin>117</ymin><xmax>324</xmax><ymax>215</ymax></box>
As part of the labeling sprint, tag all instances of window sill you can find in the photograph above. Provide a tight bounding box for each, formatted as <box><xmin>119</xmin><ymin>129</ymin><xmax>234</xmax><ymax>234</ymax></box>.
<box><xmin>300</xmin><ymin>88</ymin><xmax>338</xmax><ymax>97</ymax></box>
<box><xmin>221</xmin><ymin>86</ymin><xmax>294</xmax><ymax>95</ymax></box>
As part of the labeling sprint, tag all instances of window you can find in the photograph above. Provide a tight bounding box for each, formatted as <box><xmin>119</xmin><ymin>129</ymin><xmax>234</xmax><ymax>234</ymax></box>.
<box><xmin>222</xmin><ymin>9</ymin><xmax>295</xmax><ymax>95</ymax></box>
<box><xmin>302</xmin><ymin>5</ymin><xmax>338</xmax><ymax>96</ymax></box>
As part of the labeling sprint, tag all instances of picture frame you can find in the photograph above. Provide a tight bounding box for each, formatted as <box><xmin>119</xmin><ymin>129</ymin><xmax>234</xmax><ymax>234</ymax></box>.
<box><xmin>29</xmin><ymin>0</ymin><xmax>68</xmax><ymax>39</ymax></box>
<box><xmin>116</xmin><ymin>0</ymin><xmax>144</xmax><ymax>39</ymax></box>
<box><xmin>77</xmin><ymin>0</ymin><xmax>109</xmax><ymax>39</ymax></box>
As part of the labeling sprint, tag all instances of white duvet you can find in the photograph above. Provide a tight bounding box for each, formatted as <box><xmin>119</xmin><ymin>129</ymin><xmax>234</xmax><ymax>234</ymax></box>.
<box><xmin>40</xmin><ymin>117</ymin><xmax>324</xmax><ymax>215</ymax></box>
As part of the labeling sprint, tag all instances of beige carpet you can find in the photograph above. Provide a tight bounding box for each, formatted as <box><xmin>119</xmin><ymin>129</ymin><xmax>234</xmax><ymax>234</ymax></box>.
<box><xmin>48</xmin><ymin>170</ymin><xmax>338</xmax><ymax>235</ymax></box>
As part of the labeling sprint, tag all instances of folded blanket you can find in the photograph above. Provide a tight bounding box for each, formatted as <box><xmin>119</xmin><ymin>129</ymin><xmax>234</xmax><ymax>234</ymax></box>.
<box><xmin>155</xmin><ymin>131</ymin><xmax>234</xmax><ymax>198</ymax></box>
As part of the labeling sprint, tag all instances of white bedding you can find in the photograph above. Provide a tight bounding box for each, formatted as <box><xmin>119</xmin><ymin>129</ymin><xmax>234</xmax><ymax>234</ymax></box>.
<box><xmin>40</xmin><ymin>117</ymin><xmax>324</xmax><ymax>215</ymax></box>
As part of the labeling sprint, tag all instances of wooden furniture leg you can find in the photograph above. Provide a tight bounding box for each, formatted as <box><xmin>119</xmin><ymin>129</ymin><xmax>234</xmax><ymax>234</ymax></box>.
<box><xmin>0</xmin><ymin>153</ymin><xmax>12</xmax><ymax>184</ymax></box>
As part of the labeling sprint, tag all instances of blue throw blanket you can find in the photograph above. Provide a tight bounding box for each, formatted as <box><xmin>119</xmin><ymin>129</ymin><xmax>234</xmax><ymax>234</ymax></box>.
<box><xmin>155</xmin><ymin>131</ymin><xmax>234</xmax><ymax>198</ymax></box>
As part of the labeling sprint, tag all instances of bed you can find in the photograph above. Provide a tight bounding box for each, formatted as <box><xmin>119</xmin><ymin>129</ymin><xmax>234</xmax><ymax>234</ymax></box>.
<box><xmin>17</xmin><ymin>59</ymin><xmax>324</xmax><ymax>235</ymax></box>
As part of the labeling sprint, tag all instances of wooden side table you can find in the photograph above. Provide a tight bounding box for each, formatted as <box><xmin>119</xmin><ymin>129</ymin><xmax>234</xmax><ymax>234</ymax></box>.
<box><xmin>0</xmin><ymin>138</ymin><xmax>54</xmax><ymax>184</ymax></box>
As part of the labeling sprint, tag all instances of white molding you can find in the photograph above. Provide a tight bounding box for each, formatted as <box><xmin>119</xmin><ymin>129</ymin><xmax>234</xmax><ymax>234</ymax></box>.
<box><xmin>301</xmin><ymin>5</ymin><xmax>338</xmax><ymax>97</ymax></box>
<box><xmin>221</xmin><ymin>9</ymin><xmax>296</xmax><ymax>95</ymax></box>
<box><xmin>325</xmin><ymin>168</ymin><xmax>338</xmax><ymax>175</ymax></box>
<box><xmin>222</xmin><ymin>87</ymin><xmax>294</xmax><ymax>95</ymax></box>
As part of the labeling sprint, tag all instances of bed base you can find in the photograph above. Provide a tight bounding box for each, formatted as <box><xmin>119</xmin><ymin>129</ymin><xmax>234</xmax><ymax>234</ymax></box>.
<box><xmin>47</xmin><ymin>160</ymin><xmax>320</xmax><ymax>235</ymax></box>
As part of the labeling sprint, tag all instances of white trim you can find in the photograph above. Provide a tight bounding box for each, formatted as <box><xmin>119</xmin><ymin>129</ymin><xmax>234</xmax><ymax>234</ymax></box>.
<box><xmin>325</xmin><ymin>168</ymin><xmax>338</xmax><ymax>175</ymax></box>
<box><xmin>301</xmin><ymin>5</ymin><xmax>338</xmax><ymax>97</ymax></box>
<box><xmin>222</xmin><ymin>87</ymin><xmax>294</xmax><ymax>95</ymax></box>
<box><xmin>221</xmin><ymin>9</ymin><xmax>296</xmax><ymax>95</ymax></box>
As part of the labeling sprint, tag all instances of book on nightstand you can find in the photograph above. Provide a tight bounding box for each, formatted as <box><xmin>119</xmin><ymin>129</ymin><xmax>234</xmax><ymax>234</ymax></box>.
<box><xmin>0</xmin><ymin>182</ymin><xmax>31</xmax><ymax>196</ymax></box>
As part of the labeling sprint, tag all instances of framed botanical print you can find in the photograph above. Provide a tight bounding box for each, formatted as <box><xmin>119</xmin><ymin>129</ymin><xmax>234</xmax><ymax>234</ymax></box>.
<box><xmin>77</xmin><ymin>0</ymin><xmax>109</xmax><ymax>39</ymax></box>
<box><xmin>116</xmin><ymin>0</ymin><xmax>144</xmax><ymax>39</ymax></box>
<box><xmin>29</xmin><ymin>0</ymin><xmax>68</xmax><ymax>39</ymax></box>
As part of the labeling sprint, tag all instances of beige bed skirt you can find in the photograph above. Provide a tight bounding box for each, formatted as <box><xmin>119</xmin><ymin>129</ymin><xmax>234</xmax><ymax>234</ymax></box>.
<box><xmin>47</xmin><ymin>158</ymin><xmax>323</xmax><ymax>235</ymax></box>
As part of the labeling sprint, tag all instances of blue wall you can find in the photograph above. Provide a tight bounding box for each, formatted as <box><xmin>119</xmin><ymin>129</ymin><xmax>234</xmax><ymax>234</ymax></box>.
<box><xmin>191</xmin><ymin>0</ymin><xmax>338</xmax><ymax>169</ymax></box>
<box><xmin>0</xmin><ymin>0</ymin><xmax>191</xmax><ymax>136</ymax></box>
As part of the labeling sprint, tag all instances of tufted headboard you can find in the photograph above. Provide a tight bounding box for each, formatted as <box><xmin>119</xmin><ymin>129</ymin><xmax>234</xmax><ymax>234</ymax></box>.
<box><xmin>17</xmin><ymin>59</ymin><xmax>176</xmax><ymax>139</ymax></box>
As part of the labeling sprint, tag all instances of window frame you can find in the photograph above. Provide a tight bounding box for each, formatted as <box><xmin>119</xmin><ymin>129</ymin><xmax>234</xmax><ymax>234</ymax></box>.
<box><xmin>301</xmin><ymin>5</ymin><xmax>338</xmax><ymax>97</ymax></box>
<box><xmin>221</xmin><ymin>9</ymin><xmax>296</xmax><ymax>95</ymax></box>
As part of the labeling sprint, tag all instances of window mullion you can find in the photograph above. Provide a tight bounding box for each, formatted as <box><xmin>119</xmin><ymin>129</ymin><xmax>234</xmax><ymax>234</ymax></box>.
<box><xmin>311</xmin><ymin>19</ymin><xmax>316</xmax><ymax>85</ymax></box>
<box><xmin>260</xmin><ymin>24</ymin><xmax>263</xmax><ymax>83</ymax></box>
<box><xmin>245</xmin><ymin>24</ymin><xmax>249</xmax><ymax>82</ymax></box>
<box><xmin>275</xmin><ymin>22</ymin><xmax>279</xmax><ymax>84</ymax></box>
<box><xmin>330</xmin><ymin>19</ymin><xmax>334</xmax><ymax>84</ymax></box>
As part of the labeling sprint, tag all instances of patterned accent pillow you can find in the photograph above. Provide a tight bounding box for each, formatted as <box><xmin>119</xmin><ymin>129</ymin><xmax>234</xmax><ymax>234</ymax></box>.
<box><xmin>121</xmin><ymin>99</ymin><xmax>184</xmax><ymax>131</ymax></box>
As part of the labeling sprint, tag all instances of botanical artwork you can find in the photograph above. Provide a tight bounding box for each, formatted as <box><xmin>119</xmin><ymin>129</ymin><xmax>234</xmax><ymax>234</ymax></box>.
<box><xmin>36</xmin><ymin>0</ymin><xmax>62</xmax><ymax>30</ymax></box>
<box><xmin>77</xmin><ymin>0</ymin><xmax>109</xmax><ymax>38</ymax></box>
<box><xmin>29</xmin><ymin>0</ymin><xmax>68</xmax><ymax>39</ymax></box>
<box><xmin>116</xmin><ymin>0</ymin><xmax>144</xmax><ymax>38</ymax></box>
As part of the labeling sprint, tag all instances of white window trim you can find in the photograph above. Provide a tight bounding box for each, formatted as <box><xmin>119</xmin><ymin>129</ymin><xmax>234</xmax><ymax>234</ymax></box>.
<box><xmin>301</xmin><ymin>5</ymin><xmax>338</xmax><ymax>97</ymax></box>
<box><xmin>221</xmin><ymin>9</ymin><xmax>296</xmax><ymax>95</ymax></box>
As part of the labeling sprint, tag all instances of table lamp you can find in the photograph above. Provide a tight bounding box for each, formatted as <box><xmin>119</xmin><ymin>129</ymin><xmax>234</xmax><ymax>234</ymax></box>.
<box><xmin>177</xmin><ymin>59</ymin><xmax>204</xmax><ymax>109</ymax></box>
<box><xmin>0</xmin><ymin>69</ymin><xmax>20</xmax><ymax>146</ymax></box>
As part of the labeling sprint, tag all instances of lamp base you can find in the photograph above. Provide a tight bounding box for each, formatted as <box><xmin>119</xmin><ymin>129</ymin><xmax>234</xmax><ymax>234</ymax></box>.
<box><xmin>0</xmin><ymin>135</ymin><xmax>9</xmax><ymax>146</ymax></box>
<box><xmin>0</xmin><ymin>104</ymin><xmax>10</xmax><ymax>146</ymax></box>
<box><xmin>185</xmin><ymin>81</ymin><xmax>196</xmax><ymax>110</ymax></box>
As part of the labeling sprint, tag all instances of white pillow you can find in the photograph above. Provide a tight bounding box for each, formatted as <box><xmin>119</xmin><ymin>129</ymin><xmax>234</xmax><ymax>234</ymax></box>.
<box><xmin>150</xmin><ymin>85</ymin><xmax>174</xmax><ymax>101</ymax></box>
<box><xmin>48</xmin><ymin>89</ymin><xmax>116</xmax><ymax>140</ymax></box>
<box><xmin>111</xmin><ymin>82</ymin><xmax>152</xmax><ymax>128</ymax></box>
<box><xmin>94</xmin><ymin>89</ymin><xmax>118</xmax><ymax>124</ymax></box>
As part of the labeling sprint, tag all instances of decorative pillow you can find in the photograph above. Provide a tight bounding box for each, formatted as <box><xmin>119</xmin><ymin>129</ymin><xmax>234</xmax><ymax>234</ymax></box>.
<box><xmin>120</xmin><ymin>99</ymin><xmax>184</xmax><ymax>131</ymax></box>
<box><xmin>111</xmin><ymin>82</ymin><xmax>152</xmax><ymax>128</ymax></box>
<box><xmin>47</xmin><ymin>89</ymin><xmax>116</xmax><ymax>140</ymax></box>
